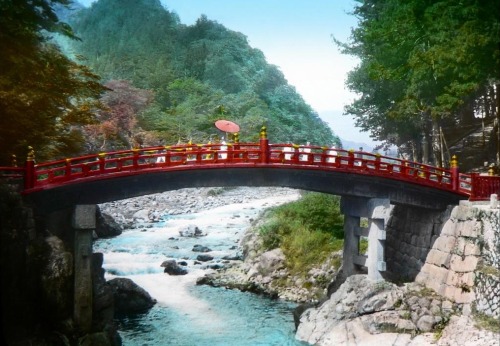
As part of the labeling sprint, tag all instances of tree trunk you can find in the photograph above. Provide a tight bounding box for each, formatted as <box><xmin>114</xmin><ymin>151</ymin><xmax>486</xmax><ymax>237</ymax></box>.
<box><xmin>431</xmin><ymin>119</ymin><xmax>442</xmax><ymax>167</ymax></box>
<box><xmin>421</xmin><ymin>114</ymin><xmax>432</xmax><ymax>164</ymax></box>
<box><xmin>496</xmin><ymin>83</ymin><xmax>500</xmax><ymax>166</ymax></box>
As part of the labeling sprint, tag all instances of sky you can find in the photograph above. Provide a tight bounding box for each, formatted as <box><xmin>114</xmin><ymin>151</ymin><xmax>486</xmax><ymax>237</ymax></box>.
<box><xmin>77</xmin><ymin>0</ymin><xmax>376</xmax><ymax>147</ymax></box>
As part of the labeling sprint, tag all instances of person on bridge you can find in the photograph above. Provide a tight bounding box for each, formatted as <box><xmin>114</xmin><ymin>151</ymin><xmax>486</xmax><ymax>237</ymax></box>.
<box><xmin>326</xmin><ymin>145</ymin><xmax>338</xmax><ymax>163</ymax></box>
<box><xmin>219</xmin><ymin>137</ymin><xmax>228</xmax><ymax>159</ymax></box>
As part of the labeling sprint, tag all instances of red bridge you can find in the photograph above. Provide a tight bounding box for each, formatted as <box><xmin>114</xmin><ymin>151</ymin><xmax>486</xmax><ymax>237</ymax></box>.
<box><xmin>2</xmin><ymin>127</ymin><xmax>499</xmax><ymax>213</ymax></box>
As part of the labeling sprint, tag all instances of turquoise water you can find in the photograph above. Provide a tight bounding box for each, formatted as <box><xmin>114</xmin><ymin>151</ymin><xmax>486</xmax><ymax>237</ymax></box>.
<box><xmin>94</xmin><ymin>194</ymin><xmax>307</xmax><ymax>346</ymax></box>
<box><xmin>116</xmin><ymin>285</ymin><xmax>307</xmax><ymax>346</ymax></box>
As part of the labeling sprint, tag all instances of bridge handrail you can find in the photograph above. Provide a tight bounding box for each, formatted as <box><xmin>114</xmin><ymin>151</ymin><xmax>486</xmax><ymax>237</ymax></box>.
<box><xmin>2</xmin><ymin>141</ymin><xmax>499</xmax><ymax>201</ymax></box>
<box><xmin>0</xmin><ymin>166</ymin><xmax>25</xmax><ymax>179</ymax></box>
<box><xmin>26</xmin><ymin>143</ymin><xmax>265</xmax><ymax>188</ymax></box>
<box><xmin>269</xmin><ymin>143</ymin><xmax>453</xmax><ymax>187</ymax></box>
<box><xmin>468</xmin><ymin>173</ymin><xmax>500</xmax><ymax>201</ymax></box>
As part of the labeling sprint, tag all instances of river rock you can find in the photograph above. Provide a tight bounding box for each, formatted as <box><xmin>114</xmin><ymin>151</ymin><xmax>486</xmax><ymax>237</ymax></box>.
<box><xmin>108</xmin><ymin>278</ymin><xmax>156</xmax><ymax>314</ymax></box>
<box><xmin>192</xmin><ymin>244</ymin><xmax>211</xmax><ymax>252</ymax></box>
<box><xmin>296</xmin><ymin>275</ymin><xmax>408</xmax><ymax>345</ymax></box>
<box><xmin>132</xmin><ymin>209</ymin><xmax>150</xmax><ymax>222</ymax></box>
<box><xmin>222</xmin><ymin>254</ymin><xmax>243</xmax><ymax>261</ymax></box>
<box><xmin>197</xmin><ymin>254</ymin><xmax>214</xmax><ymax>262</ymax></box>
<box><xmin>96</xmin><ymin>207</ymin><xmax>122</xmax><ymax>238</ymax></box>
<box><xmin>40</xmin><ymin>235</ymin><xmax>74</xmax><ymax>321</ymax></box>
<box><xmin>179</xmin><ymin>224</ymin><xmax>204</xmax><ymax>237</ymax></box>
<box><xmin>161</xmin><ymin>260</ymin><xmax>188</xmax><ymax>275</ymax></box>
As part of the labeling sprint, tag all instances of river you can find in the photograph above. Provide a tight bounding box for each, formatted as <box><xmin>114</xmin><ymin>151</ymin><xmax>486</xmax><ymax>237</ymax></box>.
<box><xmin>93</xmin><ymin>190</ymin><xmax>309</xmax><ymax>345</ymax></box>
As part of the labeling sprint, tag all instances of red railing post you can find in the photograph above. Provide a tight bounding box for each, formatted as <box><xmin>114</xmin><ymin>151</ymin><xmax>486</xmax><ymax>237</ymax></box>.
<box><xmin>450</xmin><ymin>155</ymin><xmax>459</xmax><ymax>191</ymax></box>
<box><xmin>98</xmin><ymin>152</ymin><xmax>106</xmax><ymax>173</ymax></box>
<box><xmin>259</xmin><ymin>126</ymin><xmax>269</xmax><ymax>164</ymax></box>
<box><xmin>469</xmin><ymin>173</ymin><xmax>479</xmax><ymax>200</ymax></box>
<box><xmin>348</xmin><ymin>150</ymin><xmax>355</xmax><ymax>167</ymax></box>
<box><xmin>233</xmin><ymin>133</ymin><xmax>240</xmax><ymax>159</ymax></box>
<box><xmin>375</xmin><ymin>154</ymin><xmax>381</xmax><ymax>171</ymax></box>
<box><xmin>293</xmin><ymin>144</ymin><xmax>300</xmax><ymax>163</ymax></box>
<box><xmin>24</xmin><ymin>146</ymin><xmax>35</xmax><ymax>189</ymax></box>
<box><xmin>133</xmin><ymin>148</ymin><xmax>140</xmax><ymax>169</ymax></box>
<box><xmin>65</xmin><ymin>158</ymin><xmax>72</xmax><ymax>180</ymax></box>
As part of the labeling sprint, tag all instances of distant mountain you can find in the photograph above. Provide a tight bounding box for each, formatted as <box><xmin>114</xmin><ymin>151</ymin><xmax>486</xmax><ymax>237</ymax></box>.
<box><xmin>340</xmin><ymin>139</ymin><xmax>374</xmax><ymax>152</ymax></box>
<box><xmin>58</xmin><ymin>0</ymin><xmax>341</xmax><ymax>148</ymax></box>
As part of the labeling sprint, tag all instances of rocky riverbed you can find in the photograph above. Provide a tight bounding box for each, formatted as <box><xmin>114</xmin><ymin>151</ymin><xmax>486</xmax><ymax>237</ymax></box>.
<box><xmin>98</xmin><ymin>187</ymin><xmax>500</xmax><ymax>346</ymax></box>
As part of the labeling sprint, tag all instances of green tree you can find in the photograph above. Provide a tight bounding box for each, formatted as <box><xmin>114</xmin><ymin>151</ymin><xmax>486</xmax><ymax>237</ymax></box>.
<box><xmin>339</xmin><ymin>0</ymin><xmax>500</xmax><ymax>164</ymax></box>
<box><xmin>0</xmin><ymin>0</ymin><xmax>106</xmax><ymax>164</ymax></box>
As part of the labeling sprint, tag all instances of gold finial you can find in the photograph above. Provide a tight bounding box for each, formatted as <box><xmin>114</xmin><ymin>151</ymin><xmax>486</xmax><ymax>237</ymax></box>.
<box><xmin>98</xmin><ymin>152</ymin><xmax>106</xmax><ymax>159</ymax></box>
<box><xmin>260</xmin><ymin>126</ymin><xmax>267</xmax><ymax>139</ymax></box>
<box><xmin>11</xmin><ymin>154</ymin><xmax>17</xmax><ymax>167</ymax></box>
<box><xmin>27</xmin><ymin>146</ymin><xmax>35</xmax><ymax>162</ymax></box>
<box><xmin>233</xmin><ymin>132</ymin><xmax>239</xmax><ymax>143</ymax></box>
<box><xmin>450</xmin><ymin>155</ymin><xmax>458</xmax><ymax>168</ymax></box>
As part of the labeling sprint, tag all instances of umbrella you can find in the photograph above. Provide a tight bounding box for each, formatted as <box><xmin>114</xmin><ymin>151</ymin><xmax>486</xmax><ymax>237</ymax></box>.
<box><xmin>215</xmin><ymin>119</ymin><xmax>240</xmax><ymax>133</ymax></box>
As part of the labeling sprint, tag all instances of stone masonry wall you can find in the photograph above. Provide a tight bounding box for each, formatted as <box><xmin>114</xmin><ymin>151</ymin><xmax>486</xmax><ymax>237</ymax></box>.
<box><xmin>386</xmin><ymin>202</ymin><xmax>500</xmax><ymax>318</ymax></box>
<box><xmin>472</xmin><ymin>207</ymin><xmax>500</xmax><ymax>318</ymax></box>
<box><xmin>385</xmin><ymin>205</ymin><xmax>451</xmax><ymax>281</ymax></box>
<box><xmin>414</xmin><ymin>203</ymin><xmax>499</xmax><ymax>317</ymax></box>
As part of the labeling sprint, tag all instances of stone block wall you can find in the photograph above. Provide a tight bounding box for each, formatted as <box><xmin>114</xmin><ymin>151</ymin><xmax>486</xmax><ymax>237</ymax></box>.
<box><xmin>385</xmin><ymin>205</ymin><xmax>451</xmax><ymax>281</ymax></box>
<box><xmin>473</xmin><ymin>208</ymin><xmax>500</xmax><ymax>318</ymax></box>
<box><xmin>413</xmin><ymin>203</ymin><xmax>499</xmax><ymax>317</ymax></box>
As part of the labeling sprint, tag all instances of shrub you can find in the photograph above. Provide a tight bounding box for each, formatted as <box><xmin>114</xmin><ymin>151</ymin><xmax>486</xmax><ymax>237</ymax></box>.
<box><xmin>258</xmin><ymin>192</ymin><xmax>344</xmax><ymax>276</ymax></box>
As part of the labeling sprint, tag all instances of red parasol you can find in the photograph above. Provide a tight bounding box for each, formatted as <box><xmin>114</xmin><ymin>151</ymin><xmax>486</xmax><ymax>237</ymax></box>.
<box><xmin>215</xmin><ymin>119</ymin><xmax>240</xmax><ymax>133</ymax></box>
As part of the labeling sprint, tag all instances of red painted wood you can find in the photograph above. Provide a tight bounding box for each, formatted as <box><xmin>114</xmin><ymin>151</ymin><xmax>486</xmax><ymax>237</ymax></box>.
<box><xmin>2</xmin><ymin>142</ymin><xmax>499</xmax><ymax>201</ymax></box>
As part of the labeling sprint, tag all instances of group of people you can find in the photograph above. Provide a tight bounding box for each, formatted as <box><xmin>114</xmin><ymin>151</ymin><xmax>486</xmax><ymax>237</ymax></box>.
<box><xmin>155</xmin><ymin>137</ymin><xmax>229</xmax><ymax>163</ymax></box>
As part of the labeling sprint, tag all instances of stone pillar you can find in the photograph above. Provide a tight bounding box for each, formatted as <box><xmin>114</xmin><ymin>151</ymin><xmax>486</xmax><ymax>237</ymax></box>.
<box><xmin>72</xmin><ymin>204</ymin><xmax>96</xmax><ymax>332</ymax></box>
<box><xmin>367</xmin><ymin>218</ymin><xmax>386</xmax><ymax>281</ymax></box>
<box><xmin>341</xmin><ymin>197</ymin><xmax>392</xmax><ymax>281</ymax></box>
<box><xmin>342</xmin><ymin>214</ymin><xmax>361</xmax><ymax>276</ymax></box>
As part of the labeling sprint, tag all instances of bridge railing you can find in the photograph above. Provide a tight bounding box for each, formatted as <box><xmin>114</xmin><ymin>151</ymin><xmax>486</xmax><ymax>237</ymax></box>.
<box><xmin>24</xmin><ymin>142</ymin><xmax>269</xmax><ymax>188</ymax></box>
<box><xmin>2</xmin><ymin>137</ymin><xmax>500</xmax><ymax>201</ymax></box>
<box><xmin>268</xmin><ymin>144</ymin><xmax>454</xmax><ymax>189</ymax></box>
<box><xmin>468</xmin><ymin>173</ymin><xmax>500</xmax><ymax>201</ymax></box>
<box><xmin>0</xmin><ymin>166</ymin><xmax>24</xmax><ymax>179</ymax></box>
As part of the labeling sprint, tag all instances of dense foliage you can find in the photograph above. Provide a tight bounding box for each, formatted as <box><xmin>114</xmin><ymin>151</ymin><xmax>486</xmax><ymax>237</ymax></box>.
<box><xmin>259</xmin><ymin>192</ymin><xmax>344</xmax><ymax>275</ymax></box>
<box><xmin>338</xmin><ymin>0</ymin><xmax>500</xmax><ymax>166</ymax></box>
<box><xmin>64</xmin><ymin>0</ymin><xmax>340</xmax><ymax>150</ymax></box>
<box><xmin>0</xmin><ymin>0</ymin><xmax>106</xmax><ymax>164</ymax></box>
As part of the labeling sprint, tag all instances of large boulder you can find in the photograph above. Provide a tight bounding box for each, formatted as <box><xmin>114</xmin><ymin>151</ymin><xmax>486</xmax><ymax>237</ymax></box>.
<box><xmin>179</xmin><ymin>224</ymin><xmax>204</xmax><ymax>237</ymax></box>
<box><xmin>161</xmin><ymin>260</ymin><xmax>188</xmax><ymax>275</ymax></box>
<box><xmin>192</xmin><ymin>244</ymin><xmax>211</xmax><ymax>252</ymax></box>
<box><xmin>96</xmin><ymin>208</ymin><xmax>122</xmax><ymax>238</ymax></box>
<box><xmin>108</xmin><ymin>278</ymin><xmax>156</xmax><ymax>314</ymax></box>
<box><xmin>91</xmin><ymin>253</ymin><xmax>121</xmax><ymax>345</ymax></box>
<box><xmin>296</xmin><ymin>275</ymin><xmax>407</xmax><ymax>345</ymax></box>
<box><xmin>197</xmin><ymin>254</ymin><xmax>214</xmax><ymax>262</ymax></box>
<box><xmin>40</xmin><ymin>235</ymin><xmax>74</xmax><ymax>321</ymax></box>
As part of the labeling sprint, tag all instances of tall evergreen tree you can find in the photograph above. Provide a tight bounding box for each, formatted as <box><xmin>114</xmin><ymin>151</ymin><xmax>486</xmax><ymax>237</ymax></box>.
<box><xmin>338</xmin><ymin>0</ymin><xmax>500</xmax><ymax>164</ymax></box>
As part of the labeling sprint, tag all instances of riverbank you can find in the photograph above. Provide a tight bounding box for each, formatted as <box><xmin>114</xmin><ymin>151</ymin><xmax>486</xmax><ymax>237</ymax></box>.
<box><xmin>97</xmin><ymin>186</ymin><xmax>309</xmax><ymax>345</ymax></box>
<box><xmin>99</xmin><ymin>187</ymin><xmax>500</xmax><ymax>346</ymax></box>
<box><xmin>99</xmin><ymin>187</ymin><xmax>342</xmax><ymax>303</ymax></box>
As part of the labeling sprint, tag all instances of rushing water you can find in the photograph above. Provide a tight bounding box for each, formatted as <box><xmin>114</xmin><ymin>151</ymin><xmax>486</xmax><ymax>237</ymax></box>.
<box><xmin>94</xmin><ymin>193</ymin><xmax>309</xmax><ymax>346</ymax></box>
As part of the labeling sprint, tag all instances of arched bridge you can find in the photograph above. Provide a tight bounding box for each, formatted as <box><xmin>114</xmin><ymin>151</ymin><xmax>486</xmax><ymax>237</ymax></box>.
<box><xmin>2</xmin><ymin>127</ymin><xmax>499</xmax><ymax>332</ymax></box>
<box><xmin>2</xmin><ymin>128</ymin><xmax>499</xmax><ymax>214</ymax></box>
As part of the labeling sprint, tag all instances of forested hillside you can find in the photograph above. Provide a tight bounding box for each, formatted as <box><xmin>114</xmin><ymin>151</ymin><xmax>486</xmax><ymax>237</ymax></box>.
<box><xmin>62</xmin><ymin>0</ymin><xmax>340</xmax><ymax>151</ymax></box>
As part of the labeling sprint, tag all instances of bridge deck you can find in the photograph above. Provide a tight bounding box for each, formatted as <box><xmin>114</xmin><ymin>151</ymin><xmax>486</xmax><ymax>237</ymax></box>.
<box><xmin>1</xmin><ymin>140</ymin><xmax>499</xmax><ymax>213</ymax></box>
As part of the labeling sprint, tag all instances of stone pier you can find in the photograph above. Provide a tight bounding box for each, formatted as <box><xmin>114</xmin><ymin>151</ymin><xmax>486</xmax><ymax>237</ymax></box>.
<box><xmin>72</xmin><ymin>204</ymin><xmax>96</xmax><ymax>332</ymax></box>
<box><xmin>341</xmin><ymin>197</ymin><xmax>393</xmax><ymax>281</ymax></box>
